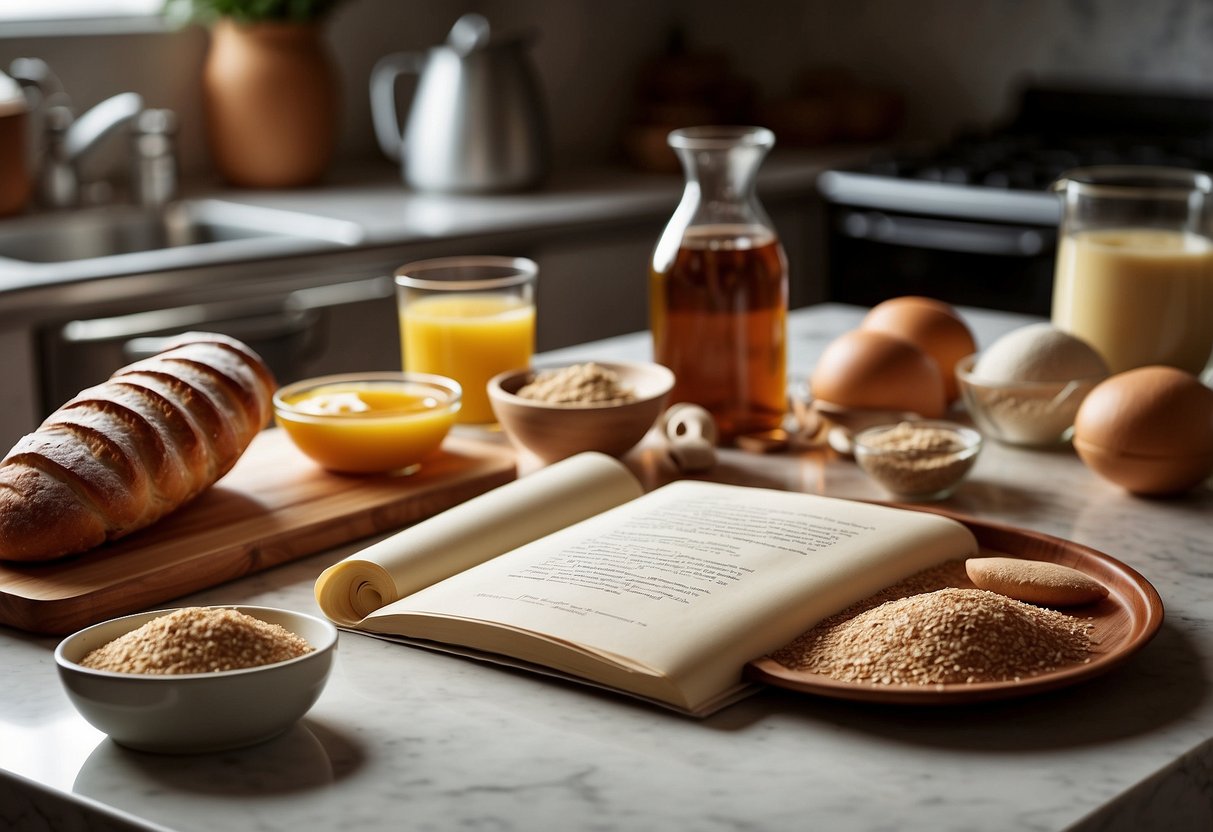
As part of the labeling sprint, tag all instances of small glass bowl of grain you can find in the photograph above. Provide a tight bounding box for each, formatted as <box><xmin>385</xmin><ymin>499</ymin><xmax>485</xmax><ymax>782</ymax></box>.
<box><xmin>853</xmin><ymin>420</ymin><xmax>983</xmax><ymax>501</ymax></box>
<box><xmin>55</xmin><ymin>605</ymin><xmax>337</xmax><ymax>754</ymax></box>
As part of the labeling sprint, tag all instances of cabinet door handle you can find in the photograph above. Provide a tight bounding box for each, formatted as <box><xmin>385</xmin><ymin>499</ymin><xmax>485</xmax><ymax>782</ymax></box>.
<box><xmin>60</xmin><ymin>276</ymin><xmax>395</xmax><ymax>345</ymax></box>
<box><xmin>119</xmin><ymin>308</ymin><xmax>322</xmax><ymax>362</ymax></box>
<box><xmin>285</xmin><ymin>275</ymin><xmax>395</xmax><ymax>311</ymax></box>
<box><xmin>63</xmin><ymin>299</ymin><xmax>284</xmax><ymax>343</ymax></box>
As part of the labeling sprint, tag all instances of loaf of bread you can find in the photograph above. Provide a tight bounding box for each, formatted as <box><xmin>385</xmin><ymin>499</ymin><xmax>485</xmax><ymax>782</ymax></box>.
<box><xmin>0</xmin><ymin>332</ymin><xmax>276</xmax><ymax>562</ymax></box>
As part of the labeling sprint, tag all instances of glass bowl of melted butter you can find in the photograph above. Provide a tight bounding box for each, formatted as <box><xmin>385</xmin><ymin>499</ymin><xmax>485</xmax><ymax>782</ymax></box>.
<box><xmin>273</xmin><ymin>372</ymin><xmax>461</xmax><ymax>474</ymax></box>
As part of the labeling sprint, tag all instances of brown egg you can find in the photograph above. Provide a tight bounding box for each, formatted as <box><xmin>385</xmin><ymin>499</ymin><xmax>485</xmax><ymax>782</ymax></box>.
<box><xmin>810</xmin><ymin>329</ymin><xmax>947</xmax><ymax>418</ymax></box>
<box><xmin>1073</xmin><ymin>366</ymin><xmax>1213</xmax><ymax>495</ymax></box>
<box><xmin>860</xmin><ymin>296</ymin><xmax>977</xmax><ymax>403</ymax></box>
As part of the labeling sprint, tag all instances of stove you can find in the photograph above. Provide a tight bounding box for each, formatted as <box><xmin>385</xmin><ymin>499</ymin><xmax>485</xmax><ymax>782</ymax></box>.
<box><xmin>817</xmin><ymin>84</ymin><xmax>1213</xmax><ymax>314</ymax></box>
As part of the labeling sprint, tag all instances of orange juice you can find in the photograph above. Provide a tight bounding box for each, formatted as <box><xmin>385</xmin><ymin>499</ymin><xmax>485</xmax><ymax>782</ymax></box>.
<box><xmin>276</xmin><ymin>383</ymin><xmax>457</xmax><ymax>473</ymax></box>
<box><xmin>402</xmin><ymin>293</ymin><xmax>535</xmax><ymax>423</ymax></box>
<box><xmin>1052</xmin><ymin>228</ymin><xmax>1213</xmax><ymax>374</ymax></box>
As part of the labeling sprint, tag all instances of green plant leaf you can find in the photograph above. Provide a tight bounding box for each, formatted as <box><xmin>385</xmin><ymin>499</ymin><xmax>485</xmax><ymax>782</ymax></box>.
<box><xmin>164</xmin><ymin>0</ymin><xmax>346</xmax><ymax>23</ymax></box>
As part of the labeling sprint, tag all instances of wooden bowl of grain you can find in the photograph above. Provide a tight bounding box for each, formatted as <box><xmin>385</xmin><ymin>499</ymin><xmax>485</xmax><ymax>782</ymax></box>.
<box><xmin>55</xmin><ymin>605</ymin><xmax>337</xmax><ymax>753</ymax></box>
<box><xmin>488</xmin><ymin>361</ymin><xmax>675</xmax><ymax>464</ymax></box>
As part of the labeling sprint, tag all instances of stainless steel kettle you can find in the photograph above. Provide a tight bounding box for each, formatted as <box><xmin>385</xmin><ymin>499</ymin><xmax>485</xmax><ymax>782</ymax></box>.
<box><xmin>370</xmin><ymin>14</ymin><xmax>549</xmax><ymax>193</ymax></box>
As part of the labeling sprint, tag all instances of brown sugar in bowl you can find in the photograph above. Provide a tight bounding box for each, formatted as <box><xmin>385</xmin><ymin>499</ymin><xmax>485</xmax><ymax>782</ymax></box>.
<box><xmin>55</xmin><ymin>605</ymin><xmax>337</xmax><ymax>753</ymax></box>
<box><xmin>488</xmin><ymin>361</ymin><xmax>674</xmax><ymax>464</ymax></box>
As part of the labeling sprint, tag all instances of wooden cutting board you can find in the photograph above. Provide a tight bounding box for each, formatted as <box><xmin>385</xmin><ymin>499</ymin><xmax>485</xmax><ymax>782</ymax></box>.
<box><xmin>0</xmin><ymin>429</ymin><xmax>517</xmax><ymax>635</ymax></box>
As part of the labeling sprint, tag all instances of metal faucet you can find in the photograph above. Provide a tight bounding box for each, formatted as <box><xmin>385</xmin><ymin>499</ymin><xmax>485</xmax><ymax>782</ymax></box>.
<box><xmin>7</xmin><ymin>57</ymin><xmax>64</xmax><ymax>111</ymax></box>
<box><xmin>130</xmin><ymin>108</ymin><xmax>180</xmax><ymax>208</ymax></box>
<box><xmin>41</xmin><ymin>92</ymin><xmax>145</xmax><ymax>208</ymax></box>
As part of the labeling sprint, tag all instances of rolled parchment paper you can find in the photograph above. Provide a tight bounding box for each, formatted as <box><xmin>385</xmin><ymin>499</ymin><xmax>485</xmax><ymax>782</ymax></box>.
<box><xmin>315</xmin><ymin>452</ymin><xmax>643</xmax><ymax>626</ymax></box>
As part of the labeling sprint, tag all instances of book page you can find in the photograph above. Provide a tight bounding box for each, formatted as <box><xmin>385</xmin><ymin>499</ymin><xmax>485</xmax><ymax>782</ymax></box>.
<box><xmin>365</xmin><ymin>481</ymin><xmax>977</xmax><ymax>711</ymax></box>
<box><xmin>314</xmin><ymin>452</ymin><xmax>643</xmax><ymax>625</ymax></box>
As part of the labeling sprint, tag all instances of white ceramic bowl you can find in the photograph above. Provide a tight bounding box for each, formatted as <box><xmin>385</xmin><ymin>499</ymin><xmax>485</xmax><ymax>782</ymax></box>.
<box><xmin>55</xmin><ymin>605</ymin><xmax>337</xmax><ymax>754</ymax></box>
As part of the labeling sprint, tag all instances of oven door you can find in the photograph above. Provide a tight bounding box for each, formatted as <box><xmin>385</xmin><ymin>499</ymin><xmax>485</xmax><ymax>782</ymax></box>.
<box><xmin>826</xmin><ymin>207</ymin><xmax>1058</xmax><ymax>315</ymax></box>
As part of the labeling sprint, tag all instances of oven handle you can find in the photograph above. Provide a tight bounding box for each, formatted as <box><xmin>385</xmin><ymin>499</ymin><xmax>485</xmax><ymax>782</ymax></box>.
<box><xmin>839</xmin><ymin>210</ymin><xmax>1054</xmax><ymax>257</ymax></box>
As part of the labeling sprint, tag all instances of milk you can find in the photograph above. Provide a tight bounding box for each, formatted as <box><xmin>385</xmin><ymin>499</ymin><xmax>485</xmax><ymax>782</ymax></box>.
<box><xmin>1051</xmin><ymin>228</ymin><xmax>1213</xmax><ymax>375</ymax></box>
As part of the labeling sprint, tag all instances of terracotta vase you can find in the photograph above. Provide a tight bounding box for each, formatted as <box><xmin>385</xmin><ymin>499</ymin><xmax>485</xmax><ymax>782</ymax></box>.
<box><xmin>0</xmin><ymin>107</ymin><xmax>31</xmax><ymax>216</ymax></box>
<box><xmin>203</xmin><ymin>18</ymin><xmax>339</xmax><ymax>188</ymax></box>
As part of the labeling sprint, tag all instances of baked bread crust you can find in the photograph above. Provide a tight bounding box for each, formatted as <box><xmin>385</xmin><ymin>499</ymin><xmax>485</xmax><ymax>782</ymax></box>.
<box><xmin>965</xmin><ymin>556</ymin><xmax>1109</xmax><ymax>607</ymax></box>
<box><xmin>0</xmin><ymin>333</ymin><xmax>276</xmax><ymax>562</ymax></box>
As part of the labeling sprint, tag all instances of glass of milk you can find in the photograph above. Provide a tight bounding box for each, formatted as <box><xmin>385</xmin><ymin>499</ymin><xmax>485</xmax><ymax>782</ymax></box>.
<box><xmin>1051</xmin><ymin>167</ymin><xmax>1213</xmax><ymax>376</ymax></box>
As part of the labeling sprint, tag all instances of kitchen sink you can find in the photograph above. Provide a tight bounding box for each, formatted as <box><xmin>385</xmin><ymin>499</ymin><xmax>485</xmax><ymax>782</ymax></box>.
<box><xmin>0</xmin><ymin>199</ymin><xmax>364</xmax><ymax>265</ymax></box>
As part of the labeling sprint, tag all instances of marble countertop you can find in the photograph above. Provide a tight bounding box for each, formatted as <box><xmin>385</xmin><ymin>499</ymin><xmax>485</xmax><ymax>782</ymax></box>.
<box><xmin>3</xmin><ymin>305</ymin><xmax>1212</xmax><ymax>832</ymax></box>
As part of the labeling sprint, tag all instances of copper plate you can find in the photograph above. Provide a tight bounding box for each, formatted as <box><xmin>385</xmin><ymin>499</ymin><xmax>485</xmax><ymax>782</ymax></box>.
<box><xmin>745</xmin><ymin>508</ymin><xmax>1164</xmax><ymax>705</ymax></box>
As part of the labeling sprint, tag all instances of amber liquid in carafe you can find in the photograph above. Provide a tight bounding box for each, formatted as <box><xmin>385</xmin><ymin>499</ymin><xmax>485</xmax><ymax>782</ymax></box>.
<box><xmin>650</xmin><ymin>224</ymin><xmax>788</xmax><ymax>442</ymax></box>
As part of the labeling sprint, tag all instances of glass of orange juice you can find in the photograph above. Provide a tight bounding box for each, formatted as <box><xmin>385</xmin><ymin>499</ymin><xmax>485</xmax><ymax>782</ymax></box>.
<box><xmin>395</xmin><ymin>256</ymin><xmax>537</xmax><ymax>424</ymax></box>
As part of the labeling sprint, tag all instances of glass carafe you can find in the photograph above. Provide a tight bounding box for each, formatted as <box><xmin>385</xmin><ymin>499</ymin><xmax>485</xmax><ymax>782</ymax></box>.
<box><xmin>1051</xmin><ymin>166</ymin><xmax>1213</xmax><ymax>376</ymax></box>
<box><xmin>649</xmin><ymin>126</ymin><xmax>789</xmax><ymax>444</ymax></box>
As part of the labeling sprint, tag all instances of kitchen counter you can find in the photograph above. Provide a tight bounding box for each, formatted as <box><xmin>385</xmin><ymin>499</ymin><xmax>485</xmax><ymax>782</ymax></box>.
<box><xmin>3</xmin><ymin>304</ymin><xmax>1212</xmax><ymax>832</ymax></box>
<box><xmin>0</xmin><ymin>150</ymin><xmax>854</xmax><ymax>308</ymax></box>
<box><xmin>0</xmin><ymin>149</ymin><xmax>858</xmax><ymax>449</ymax></box>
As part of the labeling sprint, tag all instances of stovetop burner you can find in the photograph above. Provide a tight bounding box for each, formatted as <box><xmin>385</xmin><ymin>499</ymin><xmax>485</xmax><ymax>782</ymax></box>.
<box><xmin>820</xmin><ymin>83</ymin><xmax>1213</xmax><ymax>225</ymax></box>
<box><xmin>865</xmin><ymin>131</ymin><xmax>1213</xmax><ymax>191</ymax></box>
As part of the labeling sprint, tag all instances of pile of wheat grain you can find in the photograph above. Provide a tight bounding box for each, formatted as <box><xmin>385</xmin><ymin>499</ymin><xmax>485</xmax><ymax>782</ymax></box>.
<box><xmin>771</xmin><ymin>562</ymin><xmax>1094</xmax><ymax>686</ymax></box>
<box><xmin>80</xmin><ymin>607</ymin><xmax>313</xmax><ymax>675</ymax></box>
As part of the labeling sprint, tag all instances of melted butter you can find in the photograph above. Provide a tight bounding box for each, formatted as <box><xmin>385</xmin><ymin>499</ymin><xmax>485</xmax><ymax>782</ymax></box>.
<box><xmin>289</xmin><ymin>388</ymin><xmax>439</xmax><ymax>417</ymax></box>
<box><xmin>277</xmin><ymin>383</ymin><xmax>456</xmax><ymax>474</ymax></box>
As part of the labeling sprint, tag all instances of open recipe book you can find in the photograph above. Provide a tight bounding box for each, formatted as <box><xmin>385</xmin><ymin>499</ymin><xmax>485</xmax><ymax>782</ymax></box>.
<box><xmin>315</xmin><ymin>453</ymin><xmax>977</xmax><ymax>716</ymax></box>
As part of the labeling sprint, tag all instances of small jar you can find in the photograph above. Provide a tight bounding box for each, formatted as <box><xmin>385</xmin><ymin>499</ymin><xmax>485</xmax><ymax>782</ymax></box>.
<box><xmin>853</xmin><ymin>421</ymin><xmax>982</xmax><ymax>501</ymax></box>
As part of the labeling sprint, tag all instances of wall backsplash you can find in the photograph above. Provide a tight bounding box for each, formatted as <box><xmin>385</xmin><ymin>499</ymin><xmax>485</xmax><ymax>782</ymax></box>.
<box><xmin>0</xmin><ymin>0</ymin><xmax>1211</xmax><ymax>184</ymax></box>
